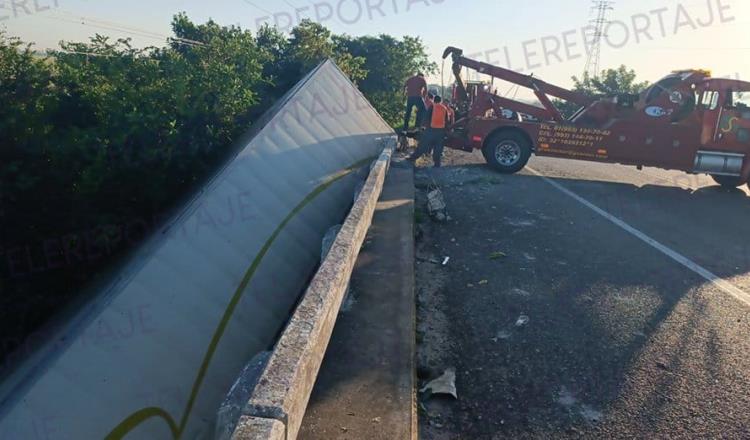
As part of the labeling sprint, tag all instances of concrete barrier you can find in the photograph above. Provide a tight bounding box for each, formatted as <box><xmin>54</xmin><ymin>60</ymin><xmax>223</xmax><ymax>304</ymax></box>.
<box><xmin>233</xmin><ymin>143</ymin><xmax>396</xmax><ymax>440</ymax></box>
<box><xmin>231</xmin><ymin>416</ymin><xmax>284</xmax><ymax>440</ymax></box>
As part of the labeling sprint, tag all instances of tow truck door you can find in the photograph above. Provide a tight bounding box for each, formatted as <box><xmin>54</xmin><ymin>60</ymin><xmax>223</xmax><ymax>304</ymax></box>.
<box><xmin>700</xmin><ymin>88</ymin><xmax>750</xmax><ymax>149</ymax></box>
<box><xmin>699</xmin><ymin>89</ymin><xmax>722</xmax><ymax>146</ymax></box>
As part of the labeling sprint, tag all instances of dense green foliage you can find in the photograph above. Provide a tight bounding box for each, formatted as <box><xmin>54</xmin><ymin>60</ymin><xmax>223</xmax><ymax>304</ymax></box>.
<box><xmin>335</xmin><ymin>34</ymin><xmax>436</xmax><ymax>125</ymax></box>
<box><xmin>554</xmin><ymin>66</ymin><xmax>650</xmax><ymax>118</ymax></box>
<box><xmin>0</xmin><ymin>16</ymin><xmax>433</xmax><ymax>362</ymax></box>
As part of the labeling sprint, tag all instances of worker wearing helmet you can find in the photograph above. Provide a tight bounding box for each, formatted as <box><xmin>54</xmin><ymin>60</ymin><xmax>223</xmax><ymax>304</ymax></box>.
<box><xmin>407</xmin><ymin>96</ymin><xmax>451</xmax><ymax>168</ymax></box>
<box><xmin>403</xmin><ymin>73</ymin><xmax>427</xmax><ymax>131</ymax></box>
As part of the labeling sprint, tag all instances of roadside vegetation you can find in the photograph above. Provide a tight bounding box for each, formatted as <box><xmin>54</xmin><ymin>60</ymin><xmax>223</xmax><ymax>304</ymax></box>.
<box><xmin>0</xmin><ymin>15</ymin><xmax>434</xmax><ymax>366</ymax></box>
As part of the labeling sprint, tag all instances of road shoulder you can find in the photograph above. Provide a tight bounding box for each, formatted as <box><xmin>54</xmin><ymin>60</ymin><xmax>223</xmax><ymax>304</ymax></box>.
<box><xmin>299</xmin><ymin>162</ymin><xmax>416</xmax><ymax>440</ymax></box>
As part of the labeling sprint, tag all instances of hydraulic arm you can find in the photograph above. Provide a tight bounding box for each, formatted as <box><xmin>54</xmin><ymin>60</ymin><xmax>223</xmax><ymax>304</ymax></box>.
<box><xmin>442</xmin><ymin>46</ymin><xmax>595</xmax><ymax>122</ymax></box>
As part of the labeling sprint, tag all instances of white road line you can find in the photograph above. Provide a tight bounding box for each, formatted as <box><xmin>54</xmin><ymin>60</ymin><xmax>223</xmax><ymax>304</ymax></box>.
<box><xmin>527</xmin><ymin>167</ymin><xmax>750</xmax><ymax>308</ymax></box>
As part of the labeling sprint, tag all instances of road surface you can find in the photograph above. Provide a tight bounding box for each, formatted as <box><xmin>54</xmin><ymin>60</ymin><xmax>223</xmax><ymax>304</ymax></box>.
<box><xmin>413</xmin><ymin>150</ymin><xmax>750</xmax><ymax>439</ymax></box>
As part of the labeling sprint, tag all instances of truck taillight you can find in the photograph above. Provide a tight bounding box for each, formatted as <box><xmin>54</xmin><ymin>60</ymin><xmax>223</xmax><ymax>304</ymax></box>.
<box><xmin>472</xmin><ymin>136</ymin><xmax>483</xmax><ymax>142</ymax></box>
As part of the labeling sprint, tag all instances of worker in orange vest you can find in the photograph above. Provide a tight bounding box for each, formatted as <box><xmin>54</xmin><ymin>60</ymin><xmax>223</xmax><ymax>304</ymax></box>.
<box><xmin>407</xmin><ymin>96</ymin><xmax>450</xmax><ymax>168</ymax></box>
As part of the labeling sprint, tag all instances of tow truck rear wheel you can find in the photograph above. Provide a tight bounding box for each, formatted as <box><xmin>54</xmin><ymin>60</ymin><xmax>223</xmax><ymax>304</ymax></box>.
<box><xmin>482</xmin><ymin>132</ymin><xmax>532</xmax><ymax>174</ymax></box>
<box><xmin>710</xmin><ymin>174</ymin><xmax>746</xmax><ymax>188</ymax></box>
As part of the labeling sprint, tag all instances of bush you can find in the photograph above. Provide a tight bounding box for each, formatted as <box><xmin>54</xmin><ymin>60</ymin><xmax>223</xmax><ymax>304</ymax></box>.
<box><xmin>336</xmin><ymin>34</ymin><xmax>436</xmax><ymax>126</ymax></box>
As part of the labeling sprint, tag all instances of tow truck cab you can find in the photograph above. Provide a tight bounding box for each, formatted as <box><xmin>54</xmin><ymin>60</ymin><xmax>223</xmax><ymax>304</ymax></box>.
<box><xmin>569</xmin><ymin>71</ymin><xmax>750</xmax><ymax>181</ymax></box>
<box><xmin>697</xmin><ymin>79</ymin><xmax>750</xmax><ymax>145</ymax></box>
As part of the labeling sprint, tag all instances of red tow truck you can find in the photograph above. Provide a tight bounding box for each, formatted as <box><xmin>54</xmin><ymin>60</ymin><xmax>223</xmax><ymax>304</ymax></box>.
<box><xmin>442</xmin><ymin>47</ymin><xmax>750</xmax><ymax>189</ymax></box>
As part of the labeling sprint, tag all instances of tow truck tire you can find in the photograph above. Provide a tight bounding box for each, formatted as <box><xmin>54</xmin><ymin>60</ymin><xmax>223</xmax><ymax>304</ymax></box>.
<box><xmin>711</xmin><ymin>174</ymin><xmax>745</xmax><ymax>188</ymax></box>
<box><xmin>482</xmin><ymin>131</ymin><xmax>532</xmax><ymax>174</ymax></box>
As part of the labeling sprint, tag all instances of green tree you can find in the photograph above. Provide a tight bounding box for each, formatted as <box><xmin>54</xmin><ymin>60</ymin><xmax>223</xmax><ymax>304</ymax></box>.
<box><xmin>0</xmin><ymin>32</ymin><xmax>55</xmax><ymax>199</ymax></box>
<box><xmin>46</xmin><ymin>22</ymin><xmax>269</xmax><ymax>218</ymax></box>
<box><xmin>335</xmin><ymin>34</ymin><xmax>436</xmax><ymax>126</ymax></box>
<box><xmin>254</xmin><ymin>25</ymin><xmax>291</xmax><ymax>108</ymax></box>
<box><xmin>289</xmin><ymin>20</ymin><xmax>366</xmax><ymax>82</ymax></box>
<box><xmin>250</xmin><ymin>21</ymin><xmax>368</xmax><ymax>107</ymax></box>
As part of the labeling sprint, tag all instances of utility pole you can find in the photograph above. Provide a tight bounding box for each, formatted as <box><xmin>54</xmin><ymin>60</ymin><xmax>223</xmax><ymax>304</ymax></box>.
<box><xmin>584</xmin><ymin>0</ymin><xmax>614</xmax><ymax>79</ymax></box>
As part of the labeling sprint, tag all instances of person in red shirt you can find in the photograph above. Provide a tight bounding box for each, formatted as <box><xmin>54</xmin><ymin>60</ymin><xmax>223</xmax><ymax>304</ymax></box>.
<box><xmin>408</xmin><ymin>96</ymin><xmax>451</xmax><ymax>168</ymax></box>
<box><xmin>403</xmin><ymin>73</ymin><xmax>427</xmax><ymax>131</ymax></box>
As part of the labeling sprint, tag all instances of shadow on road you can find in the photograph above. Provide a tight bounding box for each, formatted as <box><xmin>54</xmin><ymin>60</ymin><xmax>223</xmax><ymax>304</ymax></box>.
<box><xmin>414</xmin><ymin>163</ymin><xmax>750</xmax><ymax>439</ymax></box>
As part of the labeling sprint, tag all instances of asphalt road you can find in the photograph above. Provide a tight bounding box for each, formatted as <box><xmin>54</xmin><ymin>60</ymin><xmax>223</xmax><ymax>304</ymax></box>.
<box><xmin>412</xmin><ymin>149</ymin><xmax>750</xmax><ymax>439</ymax></box>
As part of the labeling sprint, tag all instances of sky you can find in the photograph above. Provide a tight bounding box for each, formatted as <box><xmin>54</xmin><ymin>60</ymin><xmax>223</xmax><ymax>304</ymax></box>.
<box><xmin>1</xmin><ymin>0</ymin><xmax>749</xmax><ymax>91</ymax></box>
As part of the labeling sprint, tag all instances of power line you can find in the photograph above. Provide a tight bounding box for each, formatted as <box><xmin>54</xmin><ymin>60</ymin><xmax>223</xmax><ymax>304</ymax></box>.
<box><xmin>584</xmin><ymin>0</ymin><xmax>614</xmax><ymax>78</ymax></box>
<box><xmin>39</xmin><ymin>49</ymin><xmax>116</xmax><ymax>58</ymax></box>
<box><xmin>57</xmin><ymin>10</ymin><xmax>206</xmax><ymax>47</ymax></box>
<box><xmin>242</xmin><ymin>0</ymin><xmax>273</xmax><ymax>15</ymax></box>
<box><xmin>56</xmin><ymin>11</ymin><xmax>170</xmax><ymax>38</ymax></box>
<box><xmin>40</xmin><ymin>13</ymin><xmax>205</xmax><ymax>48</ymax></box>
<box><xmin>645</xmin><ymin>47</ymin><xmax>750</xmax><ymax>51</ymax></box>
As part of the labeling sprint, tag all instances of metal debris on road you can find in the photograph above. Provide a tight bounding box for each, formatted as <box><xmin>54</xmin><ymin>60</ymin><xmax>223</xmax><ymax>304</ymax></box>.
<box><xmin>489</xmin><ymin>251</ymin><xmax>507</xmax><ymax>260</ymax></box>
<box><xmin>417</xmin><ymin>256</ymin><xmax>450</xmax><ymax>266</ymax></box>
<box><xmin>427</xmin><ymin>185</ymin><xmax>448</xmax><ymax>222</ymax></box>
<box><xmin>417</xmin><ymin>256</ymin><xmax>440</xmax><ymax>264</ymax></box>
<box><xmin>505</xmin><ymin>218</ymin><xmax>537</xmax><ymax>228</ymax></box>
<box><xmin>420</xmin><ymin>368</ymin><xmax>458</xmax><ymax>399</ymax></box>
<box><xmin>515</xmin><ymin>315</ymin><xmax>530</xmax><ymax>327</ymax></box>
<box><xmin>509</xmin><ymin>288</ymin><xmax>531</xmax><ymax>297</ymax></box>
<box><xmin>491</xmin><ymin>330</ymin><xmax>512</xmax><ymax>342</ymax></box>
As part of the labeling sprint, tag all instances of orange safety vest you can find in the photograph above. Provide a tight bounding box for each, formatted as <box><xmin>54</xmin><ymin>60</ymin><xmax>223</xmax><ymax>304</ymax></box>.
<box><xmin>430</xmin><ymin>103</ymin><xmax>449</xmax><ymax>129</ymax></box>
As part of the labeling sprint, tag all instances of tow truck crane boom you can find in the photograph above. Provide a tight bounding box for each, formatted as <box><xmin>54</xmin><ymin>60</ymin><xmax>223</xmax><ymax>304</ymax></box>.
<box><xmin>443</xmin><ymin>46</ymin><xmax>595</xmax><ymax>122</ymax></box>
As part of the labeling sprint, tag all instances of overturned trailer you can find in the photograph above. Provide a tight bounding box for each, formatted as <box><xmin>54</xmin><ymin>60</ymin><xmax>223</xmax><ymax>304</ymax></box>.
<box><xmin>0</xmin><ymin>60</ymin><xmax>394</xmax><ymax>439</ymax></box>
